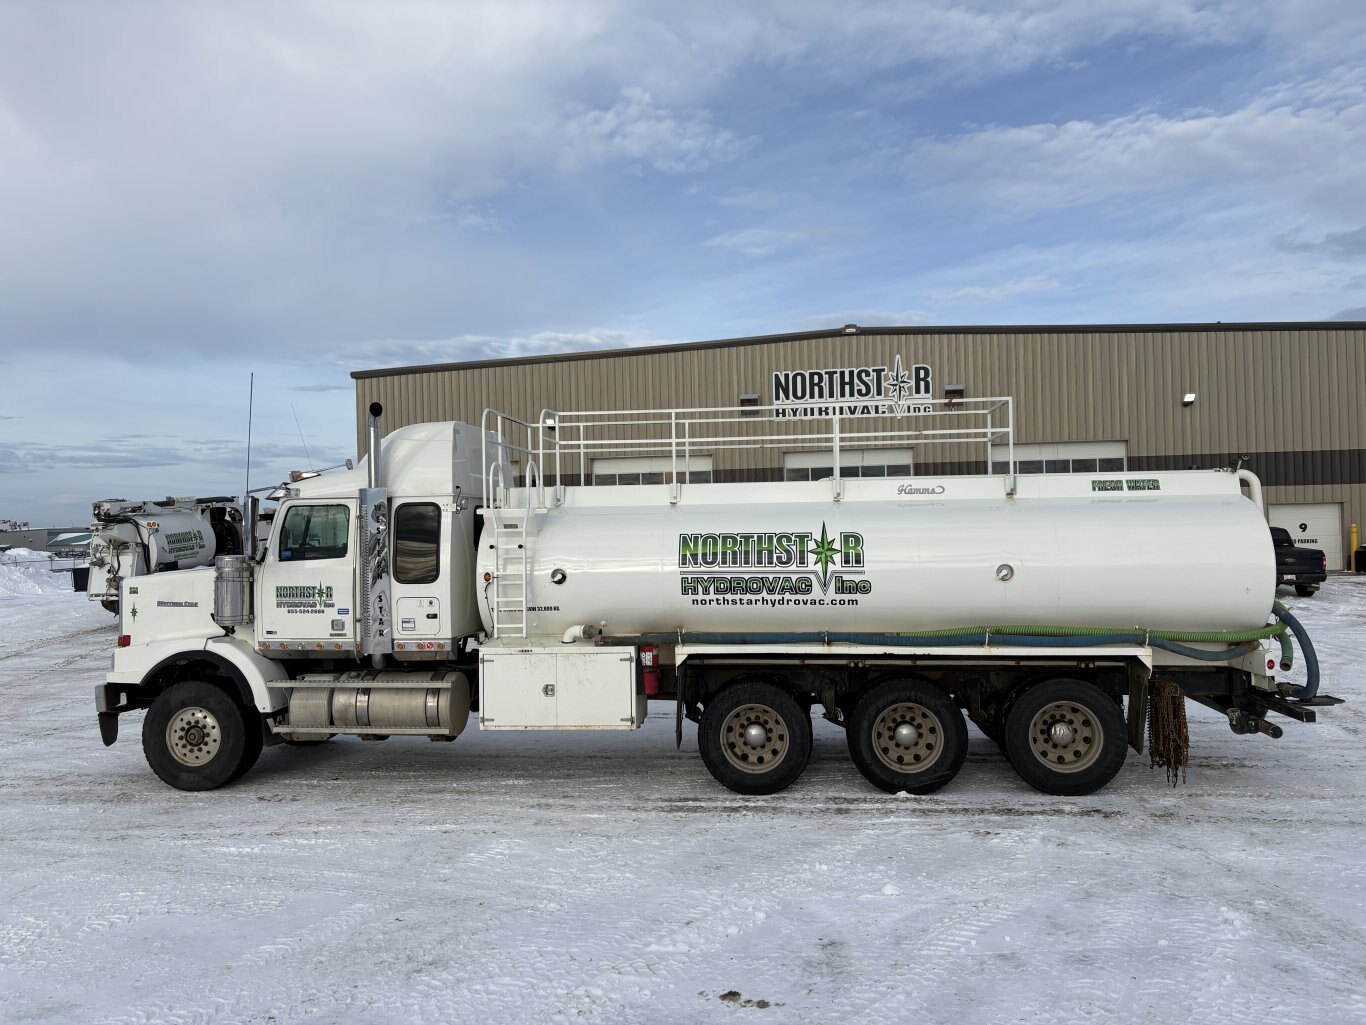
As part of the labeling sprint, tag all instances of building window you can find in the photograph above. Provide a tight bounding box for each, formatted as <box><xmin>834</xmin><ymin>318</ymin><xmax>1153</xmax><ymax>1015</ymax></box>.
<box><xmin>591</xmin><ymin>455</ymin><xmax>714</xmax><ymax>485</ymax></box>
<box><xmin>394</xmin><ymin>503</ymin><xmax>441</xmax><ymax>584</ymax></box>
<box><xmin>990</xmin><ymin>442</ymin><xmax>1127</xmax><ymax>475</ymax></box>
<box><xmin>278</xmin><ymin>504</ymin><xmax>350</xmax><ymax>562</ymax></box>
<box><xmin>739</xmin><ymin>393</ymin><xmax>760</xmax><ymax>417</ymax></box>
<box><xmin>783</xmin><ymin>448</ymin><xmax>915</xmax><ymax>480</ymax></box>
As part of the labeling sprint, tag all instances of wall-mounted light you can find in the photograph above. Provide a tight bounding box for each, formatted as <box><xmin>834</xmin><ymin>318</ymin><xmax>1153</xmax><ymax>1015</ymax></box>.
<box><xmin>1182</xmin><ymin>392</ymin><xmax>1197</xmax><ymax>407</ymax></box>
<box><xmin>843</xmin><ymin>323</ymin><xmax>859</xmax><ymax>334</ymax></box>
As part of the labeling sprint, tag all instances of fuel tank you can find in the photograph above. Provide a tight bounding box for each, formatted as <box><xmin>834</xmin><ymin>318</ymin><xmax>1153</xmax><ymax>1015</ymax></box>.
<box><xmin>477</xmin><ymin>471</ymin><xmax>1276</xmax><ymax>638</ymax></box>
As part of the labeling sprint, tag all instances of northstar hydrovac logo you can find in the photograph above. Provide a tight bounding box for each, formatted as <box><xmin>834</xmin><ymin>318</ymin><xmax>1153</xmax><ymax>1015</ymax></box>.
<box><xmin>678</xmin><ymin>523</ymin><xmax>871</xmax><ymax>597</ymax></box>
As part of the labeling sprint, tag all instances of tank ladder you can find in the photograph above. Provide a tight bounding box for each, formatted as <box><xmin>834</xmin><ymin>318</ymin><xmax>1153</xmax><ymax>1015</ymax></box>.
<box><xmin>490</xmin><ymin>508</ymin><xmax>531</xmax><ymax>639</ymax></box>
<box><xmin>486</xmin><ymin>455</ymin><xmax>545</xmax><ymax>640</ymax></box>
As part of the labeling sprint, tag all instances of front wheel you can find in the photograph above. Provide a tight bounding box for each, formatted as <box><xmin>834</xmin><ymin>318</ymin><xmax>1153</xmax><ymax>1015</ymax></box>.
<box><xmin>142</xmin><ymin>680</ymin><xmax>263</xmax><ymax>791</ymax></box>
<box><xmin>847</xmin><ymin>679</ymin><xmax>968</xmax><ymax>794</ymax></box>
<box><xmin>698</xmin><ymin>681</ymin><xmax>813</xmax><ymax>795</ymax></box>
<box><xmin>1003</xmin><ymin>679</ymin><xmax>1127</xmax><ymax>796</ymax></box>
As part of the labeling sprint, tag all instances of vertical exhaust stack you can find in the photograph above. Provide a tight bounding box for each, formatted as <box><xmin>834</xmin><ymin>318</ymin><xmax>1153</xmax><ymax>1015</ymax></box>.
<box><xmin>360</xmin><ymin>402</ymin><xmax>392</xmax><ymax>663</ymax></box>
<box><xmin>367</xmin><ymin>402</ymin><xmax>384</xmax><ymax>488</ymax></box>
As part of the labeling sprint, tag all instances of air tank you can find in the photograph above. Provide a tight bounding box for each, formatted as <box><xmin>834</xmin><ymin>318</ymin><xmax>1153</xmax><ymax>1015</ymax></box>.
<box><xmin>478</xmin><ymin>472</ymin><xmax>1276</xmax><ymax>638</ymax></box>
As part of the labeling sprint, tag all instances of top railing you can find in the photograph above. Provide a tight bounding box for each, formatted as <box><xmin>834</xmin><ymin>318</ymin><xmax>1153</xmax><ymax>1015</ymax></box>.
<box><xmin>482</xmin><ymin>397</ymin><xmax>1015</xmax><ymax>507</ymax></box>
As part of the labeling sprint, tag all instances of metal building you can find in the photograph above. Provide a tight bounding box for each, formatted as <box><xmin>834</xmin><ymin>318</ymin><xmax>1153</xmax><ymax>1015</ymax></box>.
<box><xmin>352</xmin><ymin>321</ymin><xmax>1366</xmax><ymax>570</ymax></box>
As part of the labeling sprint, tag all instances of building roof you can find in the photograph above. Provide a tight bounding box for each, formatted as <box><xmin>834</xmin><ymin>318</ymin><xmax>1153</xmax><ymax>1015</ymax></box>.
<box><xmin>351</xmin><ymin>320</ymin><xmax>1366</xmax><ymax>381</ymax></box>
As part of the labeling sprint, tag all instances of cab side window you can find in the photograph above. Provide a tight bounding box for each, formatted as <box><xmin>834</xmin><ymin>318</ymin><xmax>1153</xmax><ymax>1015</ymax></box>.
<box><xmin>394</xmin><ymin>503</ymin><xmax>441</xmax><ymax>584</ymax></box>
<box><xmin>278</xmin><ymin>505</ymin><xmax>350</xmax><ymax>561</ymax></box>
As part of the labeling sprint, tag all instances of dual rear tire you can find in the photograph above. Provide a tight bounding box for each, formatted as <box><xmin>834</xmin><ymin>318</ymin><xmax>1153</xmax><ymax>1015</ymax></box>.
<box><xmin>846</xmin><ymin>678</ymin><xmax>967</xmax><ymax>794</ymax></box>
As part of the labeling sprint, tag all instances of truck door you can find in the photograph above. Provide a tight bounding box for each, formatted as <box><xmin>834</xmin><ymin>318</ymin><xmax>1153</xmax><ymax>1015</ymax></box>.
<box><xmin>258</xmin><ymin>500</ymin><xmax>358</xmax><ymax>651</ymax></box>
<box><xmin>390</xmin><ymin>500</ymin><xmax>447</xmax><ymax>644</ymax></box>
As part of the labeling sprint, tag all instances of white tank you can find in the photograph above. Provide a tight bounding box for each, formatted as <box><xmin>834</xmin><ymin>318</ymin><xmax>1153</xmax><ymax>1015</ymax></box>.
<box><xmin>478</xmin><ymin>471</ymin><xmax>1275</xmax><ymax>638</ymax></box>
<box><xmin>143</xmin><ymin>508</ymin><xmax>219</xmax><ymax>570</ymax></box>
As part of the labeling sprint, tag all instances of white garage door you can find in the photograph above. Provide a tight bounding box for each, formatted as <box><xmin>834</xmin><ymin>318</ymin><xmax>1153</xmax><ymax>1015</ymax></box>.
<box><xmin>1268</xmin><ymin>503</ymin><xmax>1343</xmax><ymax>571</ymax></box>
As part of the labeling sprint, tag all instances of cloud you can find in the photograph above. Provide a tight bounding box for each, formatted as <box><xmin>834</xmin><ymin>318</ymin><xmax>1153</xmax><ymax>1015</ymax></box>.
<box><xmin>904</xmin><ymin>73</ymin><xmax>1366</xmax><ymax>217</ymax></box>
<box><xmin>931</xmin><ymin>275</ymin><xmax>1061</xmax><ymax>304</ymax></box>
<box><xmin>345</xmin><ymin>328</ymin><xmax>674</xmax><ymax>374</ymax></box>
<box><xmin>705</xmin><ymin>228</ymin><xmax>806</xmax><ymax>258</ymax></box>
<box><xmin>560</xmin><ymin>88</ymin><xmax>748</xmax><ymax>173</ymax></box>
<box><xmin>1274</xmin><ymin>224</ymin><xmax>1366</xmax><ymax>256</ymax></box>
<box><xmin>1330</xmin><ymin>306</ymin><xmax>1366</xmax><ymax>320</ymax></box>
<box><xmin>792</xmin><ymin>308</ymin><xmax>935</xmax><ymax>330</ymax></box>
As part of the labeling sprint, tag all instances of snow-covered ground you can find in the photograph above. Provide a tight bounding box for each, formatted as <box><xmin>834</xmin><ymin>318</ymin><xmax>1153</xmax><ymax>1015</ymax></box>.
<box><xmin>2</xmin><ymin>553</ymin><xmax>1364</xmax><ymax>1025</ymax></box>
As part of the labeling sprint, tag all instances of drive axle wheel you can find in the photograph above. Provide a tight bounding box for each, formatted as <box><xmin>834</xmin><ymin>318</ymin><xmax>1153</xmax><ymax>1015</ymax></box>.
<box><xmin>699</xmin><ymin>681</ymin><xmax>813</xmax><ymax>795</ymax></box>
<box><xmin>1003</xmin><ymin>679</ymin><xmax>1127</xmax><ymax>796</ymax></box>
<box><xmin>847</xmin><ymin>679</ymin><xmax>967</xmax><ymax>794</ymax></box>
<box><xmin>142</xmin><ymin>680</ymin><xmax>263</xmax><ymax>791</ymax></box>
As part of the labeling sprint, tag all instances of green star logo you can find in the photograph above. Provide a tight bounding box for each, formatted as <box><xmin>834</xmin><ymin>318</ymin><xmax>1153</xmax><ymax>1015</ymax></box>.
<box><xmin>316</xmin><ymin>582</ymin><xmax>327</xmax><ymax>599</ymax></box>
<box><xmin>130</xmin><ymin>604</ymin><xmax>138</xmax><ymax>621</ymax></box>
<box><xmin>811</xmin><ymin>522</ymin><xmax>839</xmax><ymax>590</ymax></box>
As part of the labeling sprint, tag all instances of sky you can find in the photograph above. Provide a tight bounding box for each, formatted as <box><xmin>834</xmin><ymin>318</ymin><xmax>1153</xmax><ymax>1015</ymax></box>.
<box><xmin>2</xmin><ymin>0</ymin><xmax>1365</xmax><ymax>525</ymax></box>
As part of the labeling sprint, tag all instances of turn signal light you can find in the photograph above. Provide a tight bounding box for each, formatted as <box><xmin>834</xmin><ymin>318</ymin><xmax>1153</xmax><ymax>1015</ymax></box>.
<box><xmin>1267</xmin><ymin>659</ymin><xmax>1276</xmax><ymax>670</ymax></box>
<box><xmin>117</xmin><ymin>635</ymin><xmax>131</xmax><ymax>648</ymax></box>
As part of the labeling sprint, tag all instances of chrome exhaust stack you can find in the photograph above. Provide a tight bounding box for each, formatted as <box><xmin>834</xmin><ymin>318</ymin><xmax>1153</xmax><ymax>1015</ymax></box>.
<box><xmin>367</xmin><ymin>402</ymin><xmax>384</xmax><ymax>488</ymax></box>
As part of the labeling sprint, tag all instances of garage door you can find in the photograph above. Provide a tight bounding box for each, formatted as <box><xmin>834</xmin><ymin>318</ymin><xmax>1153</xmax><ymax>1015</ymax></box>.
<box><xmin>1268</xmin><ymin>503</ymin><xmax>1343</xmax><ymax>571</ymax></box>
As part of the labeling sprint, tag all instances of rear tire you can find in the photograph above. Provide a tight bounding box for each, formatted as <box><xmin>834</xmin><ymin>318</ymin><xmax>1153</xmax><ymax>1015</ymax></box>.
<box><xmin>1294</xmin><ymin>584</ymin><xmax>1317</xmax><ymax>597</ymax></box>
<box><xmin>699</xmin><ymin>681</ymin><xmax>813</xmax><ymax>795</ymax></box>
<box><xmin>847</xmin><ymin>679</ymin><xmax>968</xmax><ymax>794</ymax></box>
<box><xmin>1003</xmin><ymin>679</ymin><xmax>1127</xmax><ymax>796</ymax></box>
<box><xmin>142</xmin><ymin>680</ymin><xmax>263</xmax><ymax>791</ymax></box>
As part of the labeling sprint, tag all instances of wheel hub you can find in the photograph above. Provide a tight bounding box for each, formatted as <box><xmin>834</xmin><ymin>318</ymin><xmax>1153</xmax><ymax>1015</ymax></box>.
<box><xmin>871</xmin><ymin>702</ymin><xmax>942</xmax><ymax>773</ymax></box>
<box><xmin>1048</xmin><ymin>721</ymin><xmax>1076</xmax><ymax>746</ymax></box>
<box><xmin>720</xmin><ymin>704</ymin><xmax>790</xmax><ymax>774</ymax></box>
<box><xmin>1027</xmin><ymin>701</ymin><xmax>1101</xmax><ymax>773</ymax></box>
<box><xmin>166</xmin><ymin>706</ymin><xmax>223</xmax><ymax>767</ymax></box>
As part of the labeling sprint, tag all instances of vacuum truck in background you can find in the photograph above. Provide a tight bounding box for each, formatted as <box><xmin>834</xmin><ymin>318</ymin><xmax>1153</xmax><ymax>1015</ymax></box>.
<box><xmin>94</xmin><ymin>397</ymin><xmax>1340</xmax><ymax>797</ymax></box>
<box><xmin>83</xmin><ymin>497</ymin><xmax>244</xmax><ymax>613</ymax></box>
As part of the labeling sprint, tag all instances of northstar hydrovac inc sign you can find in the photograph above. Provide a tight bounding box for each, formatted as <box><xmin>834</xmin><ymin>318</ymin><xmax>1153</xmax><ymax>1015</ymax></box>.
<box><xmin>772</xmin><ymin>355</ymin><xmax>933</xmax><ymax>417</ymax></box>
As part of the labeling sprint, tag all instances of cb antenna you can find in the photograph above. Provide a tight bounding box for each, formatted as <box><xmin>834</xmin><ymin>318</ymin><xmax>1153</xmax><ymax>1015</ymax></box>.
<box><xmin>291</xmin><ymin>403</ymin><xmax>314</xmax><ymax>469</ymax></box>
<box><xmin>244</xmin><ymin>372</ymin><xmax>255</xmax><ymax>499</ymax></box>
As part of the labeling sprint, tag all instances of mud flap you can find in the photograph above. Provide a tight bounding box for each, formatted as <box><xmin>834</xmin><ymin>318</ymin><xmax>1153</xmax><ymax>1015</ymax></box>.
<box><xmin>1126</xmin><ymin>661</ymin><xmax>1150</xmax><ymax>753</ymax></box>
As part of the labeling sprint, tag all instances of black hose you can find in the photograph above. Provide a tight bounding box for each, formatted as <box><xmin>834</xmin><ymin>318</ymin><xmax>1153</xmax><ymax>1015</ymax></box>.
<box><xmin>1274</xmin><ymin>602</ymin><xmax>1320</xmax><ymax>700</ymax></box>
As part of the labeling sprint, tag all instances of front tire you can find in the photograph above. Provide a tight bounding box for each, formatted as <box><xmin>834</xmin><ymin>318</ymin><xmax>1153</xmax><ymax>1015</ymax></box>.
<box><xmin>142</xmin><ymin>680</ymin><xmax>263</xmax><ymax>791</ymax></box>
<box><xmin>847</xmin><ymin>679</ymin><xmax>968</xmax><ymax>794</ymax></box>
<box><xmin>698</xmin><ymin>681</ymin><xmax>813</xmax><ymax>795</ymax></box>
<box><xmin>1003</xmin><ymin>679</ymin><xmax>1127</xmax><ymax>796</ymax></box>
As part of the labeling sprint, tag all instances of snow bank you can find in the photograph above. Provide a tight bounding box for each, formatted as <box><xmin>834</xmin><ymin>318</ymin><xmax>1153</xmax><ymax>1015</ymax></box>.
<box><xmin>0</xmin><ymin>547</ymin><xmax>77</xmax><ymax>596</ymax></box>
<box><xmin>0</xmin><ymin>549</ymin><xmax>112</xmax><ymax>651</ymax></box>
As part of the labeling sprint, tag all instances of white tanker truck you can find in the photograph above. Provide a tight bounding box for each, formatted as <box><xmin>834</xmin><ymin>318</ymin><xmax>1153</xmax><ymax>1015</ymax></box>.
<box><xmin>95</xmin><ymin>398</ymin><xmax>1338</xmax><ymax>797</ymax></box>
<box><xmin>83</xmin><ymin>497</ymin><xmax>245</xmax><ymax>614</ymax></box>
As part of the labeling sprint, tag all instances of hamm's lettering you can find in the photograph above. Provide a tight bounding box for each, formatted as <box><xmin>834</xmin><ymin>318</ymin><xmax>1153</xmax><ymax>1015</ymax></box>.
<box><xmin>678</xmin><ymin>523</ymin><xmax>869</xmax><ymax>597</ymax></box>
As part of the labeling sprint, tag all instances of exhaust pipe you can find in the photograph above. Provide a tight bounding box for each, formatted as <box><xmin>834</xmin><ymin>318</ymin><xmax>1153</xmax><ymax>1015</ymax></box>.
<box><xmin>367</xmin><ymin>402</ymin><xmax>383</xmax><ymax>488</ymax></box>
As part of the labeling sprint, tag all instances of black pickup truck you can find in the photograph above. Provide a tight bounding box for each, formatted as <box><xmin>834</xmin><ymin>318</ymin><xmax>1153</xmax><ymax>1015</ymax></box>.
<box><xmin>1271</xmin><ymin>526</ymin><xmax>1327</xmax><ymax>596</ymax></box>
